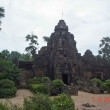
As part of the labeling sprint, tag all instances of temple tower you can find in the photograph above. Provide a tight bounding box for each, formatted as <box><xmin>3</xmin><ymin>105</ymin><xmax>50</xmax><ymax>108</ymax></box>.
<box><xmin>47</xmin><ymin>20</ymin><xmax>78</xmax><ymax>85</ymax></box>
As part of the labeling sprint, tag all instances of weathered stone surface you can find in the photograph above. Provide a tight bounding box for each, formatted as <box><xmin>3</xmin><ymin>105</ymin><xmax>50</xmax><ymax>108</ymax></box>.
<box><xmin>19</xmin><ymin>19</ymin><xmax>110</xmax><ymax>94</ymax></box>
<box><xmin>34</xmin><ymin>20</ymin><xmax>79</xmax><ymax>86</ymax></box>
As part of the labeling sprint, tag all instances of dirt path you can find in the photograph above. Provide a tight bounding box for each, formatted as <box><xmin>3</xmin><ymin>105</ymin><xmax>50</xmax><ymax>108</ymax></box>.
<box><xmin>0</xmin><ymin>89</ymin><xmax>32</xmax><ymax>107</ymax></box>
<box><xmin>72</xmin><ymin>91</ymin><xmax>110</xmax><ymax>110</ymax></box>
<box><xmin>0</xmin><ymin>89</ymin><xmax>110</xmax><ymax>110</ymax></box>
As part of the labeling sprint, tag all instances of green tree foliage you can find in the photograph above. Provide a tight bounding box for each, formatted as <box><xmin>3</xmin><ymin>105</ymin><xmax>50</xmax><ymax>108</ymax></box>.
<box><xmin>10</xmin><ymin>51</ymin><xmax>22</xmax><ymax>64</ymax></box>
<box><xmin>23</xmin><ymin>94</ymin><xmax>52</xmax><ymax>110</ymax></box>
<box><xmin>52</xmin><ymin>79</ymin><xmax>64</xmax><ymax>90</ymax></box>
<box><xmin>105</xmin><ymin>80</ymin><xmax>110</xmax><ymax>92</ymax></box>
<box><xmin>0</xmin><ymin>102</ymin><xmax>9</xmax><ymax>110</ymax></box>
<box><xmin>43</xmin><ymin>36</ymin><xmax>50</xmax><ymax>43</ymax></box>
<box><xmin>91</xmin><ymin>78</ymin><xmax>103</xmax><ymax>88</ymax></box>
<box><xmin>0</xmin><ymin>7</ymin><xmax>5</xmax><ymax>30</ymax></box>
<box><xmin>1</xmin><ymin>50</ymin><xmax>10</xmax><ymax>59</ymax></box>
<box><xmin>25</xmin><ymin>33</ymin><xmax>39</xmax><ymax>56</ymax></box>
<box><xmin>0</xmin><ymin>56</ymin><xmax>20</xmax><ymax>83</ymax></box>
<box><xmin>28</xmin><ymin>77</ymin><xmax>51</xmax><ymax>95</ymax></box>
<box><xmin>1</xmin><ymin>50</ymin><xmax>32</xmax><ymax>63</ymax></box>
<box><xmin>0</xmin><ymin>102</ymin><xmax>22</xmax><ymax>110</ymax></box>
<box><xmin>20</xmin><ymin>53</ymin><xmax>32</xmax><ymax>61</ymax></box>
<box><xmin>0</xmin><ymin>93</ymin><xmax>75</xmax><ymax>110</ymax></box>
<box><xmin>0</xmin><ymin>7</ymin><xmax>4</xmax><ymax>18</ymax></box>
<box><xmin>0</xmin><ymin>79</ymin><xmax>17</xmax><ymax>98</ymax></box>
<box><xmin>51</xmin><ymin>94</ymin><xmax>75</xmax><ymax>110</ymax></box>
<box><xmin>51</xmin><ymin>79</ymin><xmax>64</xmax><ymax>95</ymax></box>
<box><xmin>99</xmin><ymin>37</ymin><xmax>110</xmax><ymax>60</ymax></box>
<box><xmin>23</xmin><ymin>93</ymin><xmax>75</xmax><ymax>110</ymax></box>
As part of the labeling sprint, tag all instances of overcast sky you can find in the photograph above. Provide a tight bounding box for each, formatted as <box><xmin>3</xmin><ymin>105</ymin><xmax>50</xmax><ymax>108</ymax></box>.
<box><xmin>0</xmin><ymin>0</ymin><xmax>110</xmax><ymax>55</ymax></box>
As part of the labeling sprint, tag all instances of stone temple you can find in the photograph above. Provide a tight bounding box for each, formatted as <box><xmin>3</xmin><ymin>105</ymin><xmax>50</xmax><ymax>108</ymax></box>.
<box><xmin>19</xmin><ymin>19</ymin><xmax>110</xmax><ymax>94</ymax></box>
<box><xmin>34</xmin><ymin>20</ymin><xmax>79</xmax><ymax>86</ymax></box>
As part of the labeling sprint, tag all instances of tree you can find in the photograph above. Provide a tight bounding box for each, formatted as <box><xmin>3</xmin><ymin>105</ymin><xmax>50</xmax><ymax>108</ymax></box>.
<box><xmin>10</xmin><ymin>51</ymin><xmax>22</xmax><ymax>65</ymax></box>
<box><xmin>0</xmin><ymin>7</ymin><xmax>5</xmax><ymax>30</ymax></box>
<box><xmin>43</xmin><ymin>36</ymin><xmax>50</xmax><ymax>43</ymax></box>
<box><xmin>99</xmin><ymin>37</ymin><xmax>110</xmax><ymax>60</ymax></box>
<box><xmin>21</xmin><ymin>53</ymin><xmax>32</xmax><ymax>61</ymax></box>
<box><xmin>25</xmin><ymin>33</ymin><xmax>39</xmax><ymax>57</ymax></box>
<box><xmin>0</xmin><ymin>56</ymin><xmax>20</xmax><ymax>84</ymax></box>
<box><xmin>1</xmin><ymin>50</ymin><xmax>10</xmax><ymax>59</ymax></box>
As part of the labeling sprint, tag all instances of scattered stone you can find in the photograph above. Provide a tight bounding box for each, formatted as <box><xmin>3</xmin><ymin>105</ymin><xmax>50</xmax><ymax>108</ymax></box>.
<box><xmin>82</xmin><ymin>103</ymin><xmax>95</xmax><ymax>108</ymax></box>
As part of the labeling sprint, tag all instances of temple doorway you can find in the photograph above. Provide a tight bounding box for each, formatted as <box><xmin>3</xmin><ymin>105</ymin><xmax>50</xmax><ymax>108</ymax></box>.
<box><xmin>62</xmin><ymin>74</ymin><xmax>71</xmax><ymax>85</ymax></box>
<box><xmin>62</xmin><ymin>74</ymin><xmax>68</xmax><ymax>85</ymax></box>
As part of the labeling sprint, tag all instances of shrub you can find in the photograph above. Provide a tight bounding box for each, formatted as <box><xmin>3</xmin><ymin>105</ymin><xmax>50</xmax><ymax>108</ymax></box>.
<box><xmin>105</xmin><ymin>80</ymin><xmax>110</xmax><ymax>92</ymax></box>
<box><xmin>28</xmin><ymin>77</ymin><xmax>51</xmax><ymax>85</ymax></box>
<box><xmin>51</xmin><ymin>94</ymin><xmax>75</xmax><ymax>110</ymax></box>
<box><xmin>0</xmin><ymin>79</ymin><xmax>17</xmax><ymax>98</ymax></box>
<box><xmin>23</xmin><ymin>94</ymin><xmax>52</xmax><ymax>110</ymax></box>
<box><xmin>28</xmin><ymin>77</ymin><xmax>51</xmax><ymax>94</ymax></box>
<box><xmin>30</xmin><ymin>84</ymin><xmax>49</xmax><ymax>94</ymax></box>
<box><xmin>0</xmin><ymin>102</ymin><xmax>22</xmax><ymax>110</ymax></box>
<box><xmin>101</xmin><ymin>82</ymin><xmax>107</xmax><ymax>91</ymax></box>
<box><xmin>0</xmin><ymin>57</ymin><xmax>20</xmax><ymax>84</ymax></box>
<box><xmin>51</xmin><ymin>79</ymin><xmax>64</xmax><ymax>95</ymax></box>
<box><xmin>52</xmin><ymin>79</ymin><xmax>64</xmax><ymax>90</ymax></box>
<box><xmin>0</xmin><ymin>102</ymin><xmax>9</xmax><ymax>110</ymax></box>
<box><xmin>91</xmin><ymin>78</ymin><xmax>103</xmax><ymax>88</ymax></box>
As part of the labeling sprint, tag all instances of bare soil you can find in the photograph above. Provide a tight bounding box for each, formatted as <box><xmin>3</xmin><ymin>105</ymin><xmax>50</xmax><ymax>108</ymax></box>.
<box><xmin>0</xmin><ymin>89</ymin><xmax>110</xmax><ymax>110</ymax></box>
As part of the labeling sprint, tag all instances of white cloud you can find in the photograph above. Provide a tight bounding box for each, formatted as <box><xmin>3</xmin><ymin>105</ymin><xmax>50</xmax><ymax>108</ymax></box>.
<box><xmin>0</xmin><ymin>0</ymin><xmax>110</xmax><ymax>55</ymax></box>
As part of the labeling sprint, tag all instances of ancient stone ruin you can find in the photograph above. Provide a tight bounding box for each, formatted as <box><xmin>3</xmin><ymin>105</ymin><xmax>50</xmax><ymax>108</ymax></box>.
<box><xmin>34</xmin><ymin>20</ymin><xmax>79</xmax><ymax>85</ymax></box>
<box><xmin>19</xmin><ymin>19</ymin><xmax>110</xmax><ymax>94</ymax></box>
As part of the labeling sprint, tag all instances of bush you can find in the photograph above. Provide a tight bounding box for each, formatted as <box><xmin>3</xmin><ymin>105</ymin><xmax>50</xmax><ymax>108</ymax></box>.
<box><xmin>51</xmin><ymin>79</ymin><xmax>64</xmax><ymax>95</ymax></box>
<box><xmin>0</xmin><ymin>102</ymin><xmax>22</xmax><ymax>110</ymax></box>
<box><xmin>0</xmin><ymin>79</ymin><xmax>17</xmax><ymax>98</ymax></box>
<box><xmin>91</xmin><ymin>78</ymin><xmax>103</xmax><ymax>88</ymax></box>
<box><xmin>105</xmin><ymin>80</ymin><xmax>110</xmax><ymax>92</ymax></box>
<box><xmin>101</xmin><ymin>82</ymin><xmax>107</xmax><ymax>91</ymax></box>
<box><xmin>51</xmin><ymin>94</ymin><xmax>75</xmax><ymax>110</ymax></box>
<box><xmin>30</xmin><ymin>84</ymin><xmax>49</xmax><ymax>94</ymax></box>
<box><xmin>0</xmin><ymin>57</ymin><xmax>20</xmax><ymax>84</ymax></box>
<box><xmin>28</xmin><ymin>77</ymin><xmax>51</xmax><ymax>94</ymax></box>
<box><xmin>52</xmin><ymin>79</ymin><xmax>64</xmax><ymax>90</ymax></box>
<box><xmin>23</xmin><ymin>94</ymin><xmax>52</xmax><ymax>110</ymax></box>
<box><xmin>0</xmin><ymin>102</ymin><xmax>9</xmax><ymax>110</ymax></box>
<box><xmin>28</xmin><ymin>77</ymin><xmax>51</xmax><ymax>85</ymax></box>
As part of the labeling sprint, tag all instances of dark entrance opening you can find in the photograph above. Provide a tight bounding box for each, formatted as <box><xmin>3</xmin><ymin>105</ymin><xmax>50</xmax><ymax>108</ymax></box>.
<box><xmin>62</xmin><ymin>74</ymin><xmax>69</xmax><ymax>85</ymax></box>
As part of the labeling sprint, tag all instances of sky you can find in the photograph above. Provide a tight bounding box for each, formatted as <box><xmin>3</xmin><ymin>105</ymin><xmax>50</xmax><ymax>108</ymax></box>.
<box><xmin>0</xmin><ymin>0</ymin><xmax>110</xmax><ymax>55</ymax></box>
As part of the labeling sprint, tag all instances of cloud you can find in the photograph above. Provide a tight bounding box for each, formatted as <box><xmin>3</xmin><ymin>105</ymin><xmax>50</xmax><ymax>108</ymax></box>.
<box><xmin>0</xmin><ymin>0</ymin><xmax>110</xmax><ymax>55</ymax></box>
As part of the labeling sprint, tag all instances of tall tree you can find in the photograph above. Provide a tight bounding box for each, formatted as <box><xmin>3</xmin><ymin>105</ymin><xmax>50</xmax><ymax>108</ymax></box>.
<box><xmin>99</xmin><ymin>37</ymin><xmax>110</xmax><ymax>60</ymax></box>
<box><xmin>25</xmin><ymin>33</ymin><xmax>39</xmax><ymax>57</ymax></box>
<box><xmin>0</xmin><ymin>7</ymin><xmax>5</xmax><ymax>30</ymax></box>
<box><xmin>10</xmin><ymin>51</ymin><xmax>22</xmax><ymax>65</ymax></box>
<box><xmin>1</xmin><ymin>50</ymin><xmax>10</xmax><ymax>59</ymax></box>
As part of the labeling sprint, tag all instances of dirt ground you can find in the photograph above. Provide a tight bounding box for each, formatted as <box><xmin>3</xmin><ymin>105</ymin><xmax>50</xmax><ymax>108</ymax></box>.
<box><xmin>0</xmin><ymin>89</ymin><xmax>110</xmax><ymax>110</ymax></box>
